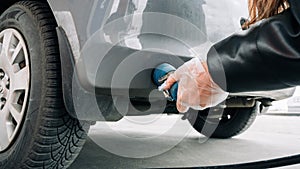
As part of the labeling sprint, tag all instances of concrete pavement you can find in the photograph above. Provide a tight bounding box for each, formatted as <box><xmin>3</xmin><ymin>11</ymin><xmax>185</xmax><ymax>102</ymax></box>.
<box><xmin>69</xmin><ymin>114</ymin><xmax>300</xmax><ymax>169</ymax></box>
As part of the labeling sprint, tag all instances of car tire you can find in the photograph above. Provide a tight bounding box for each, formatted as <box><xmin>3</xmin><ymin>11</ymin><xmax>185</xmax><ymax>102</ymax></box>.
<box><xmin>0</xmin><ymin>1</ymin><xmax>89</xmax><ymax>168</ymax></box>
<box><xmin>188</xmin><ymin>105</ymin><xmax>258</xmax><ymax>138</ymax></box>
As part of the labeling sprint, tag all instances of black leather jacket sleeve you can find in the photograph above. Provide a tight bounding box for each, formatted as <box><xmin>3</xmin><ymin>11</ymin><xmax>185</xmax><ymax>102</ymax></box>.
<box><xmin>207</xmin><ymin>8</ymin><xmax>300</xmax><ymax>93</ymax></box>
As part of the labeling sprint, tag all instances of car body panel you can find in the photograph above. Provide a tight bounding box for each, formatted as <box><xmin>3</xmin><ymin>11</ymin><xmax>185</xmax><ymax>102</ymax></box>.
<box><xmin>47</xmin><ymin>0</ymin><xmax>294</xmax><ymax>101</ymax></box>
<box><xmin>48</xmin><ymin>0</ymin><xmax>242</xmax><ymax>88</ymax></box>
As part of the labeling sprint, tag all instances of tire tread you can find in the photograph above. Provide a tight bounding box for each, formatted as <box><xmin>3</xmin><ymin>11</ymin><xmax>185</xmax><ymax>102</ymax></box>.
<box><xmin>8</xmin><ymin>1</ymin><xmax>89</xmax><ymax>168</ymax></box>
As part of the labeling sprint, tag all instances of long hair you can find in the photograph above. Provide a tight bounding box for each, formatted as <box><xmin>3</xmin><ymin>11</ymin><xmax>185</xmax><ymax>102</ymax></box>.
<box><xmin>244</xmin><ymin>0</ymin><xmax>288</xmax><ymax>28</ymax></box>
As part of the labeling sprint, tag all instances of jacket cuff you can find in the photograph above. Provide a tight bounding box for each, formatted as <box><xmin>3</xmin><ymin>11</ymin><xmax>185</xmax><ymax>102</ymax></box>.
<box><xmin>207</xmin><ymin>47</ymin><xmax>227</xmax><ymax>92</ymax></box>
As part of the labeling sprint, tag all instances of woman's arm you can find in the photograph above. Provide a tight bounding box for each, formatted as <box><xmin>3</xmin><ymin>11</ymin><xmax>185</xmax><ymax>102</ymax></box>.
<box><xmin>208</xmin><ymin>8</ymin><xmax>300</xmax><ymax>93</ymax></box>
<box><xmin>163</xmin><ymin>8</ymin><xmax>300</xmax><ymax>112</ymax></box>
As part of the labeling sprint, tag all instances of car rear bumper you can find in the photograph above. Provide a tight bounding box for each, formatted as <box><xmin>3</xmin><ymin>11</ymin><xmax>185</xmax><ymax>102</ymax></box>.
<box><xmin>231</xmin><ymin>87</ymin><xmax>296</xmax><ymax>101</ymax></box>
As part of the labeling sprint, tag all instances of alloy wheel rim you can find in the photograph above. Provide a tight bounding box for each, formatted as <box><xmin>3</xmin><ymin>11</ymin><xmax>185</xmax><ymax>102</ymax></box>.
<box><xmin>0</xmin><ymin>28</ymin><xmax>30</xmax><ymax>152</ymax></box>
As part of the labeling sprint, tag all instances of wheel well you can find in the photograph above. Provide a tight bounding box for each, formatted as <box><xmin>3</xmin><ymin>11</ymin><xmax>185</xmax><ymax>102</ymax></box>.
<box><xmin>0</xmin><ymin>0</ymin><xmax>47</xmax><ymax>15</ymax></box>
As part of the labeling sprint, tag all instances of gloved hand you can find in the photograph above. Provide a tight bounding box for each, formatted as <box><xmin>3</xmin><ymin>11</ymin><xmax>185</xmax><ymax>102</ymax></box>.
<box><xmin>161</xmin><ymin>58</ymin><xmax>229</xmax><ymax>113</ymax></box>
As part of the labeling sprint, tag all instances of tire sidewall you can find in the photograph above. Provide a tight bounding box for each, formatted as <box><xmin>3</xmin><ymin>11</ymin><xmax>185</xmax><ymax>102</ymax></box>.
<box><xmin>190</xmin><ymin>107</ymin><xmax>257</xmax><ymax>138</ymax></box>
<box><xmin>0</xmin><ymin>5</ymin><xmax>45</xmax><ymax>167</ymax></box>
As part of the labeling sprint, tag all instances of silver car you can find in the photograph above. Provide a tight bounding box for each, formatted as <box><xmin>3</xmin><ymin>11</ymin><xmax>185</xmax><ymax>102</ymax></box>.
<box><xmin>0</xmin><ymin>0</ymin><xmax>295</xmax><ymax>168</ymax></box>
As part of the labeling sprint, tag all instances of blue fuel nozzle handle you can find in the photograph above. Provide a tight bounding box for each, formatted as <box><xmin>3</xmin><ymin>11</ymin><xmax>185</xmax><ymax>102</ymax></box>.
<box><xmin>153</xmin><ymin>63</ymin><xmax>178</xmax><ymax>101</ymax></box>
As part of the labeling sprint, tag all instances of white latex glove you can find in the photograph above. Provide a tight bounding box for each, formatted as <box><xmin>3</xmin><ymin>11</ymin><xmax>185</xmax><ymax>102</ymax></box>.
<box><xmin>161</xmin><ymin>58</ymin><xmax>229</xmax><ymax>113</ymax></box>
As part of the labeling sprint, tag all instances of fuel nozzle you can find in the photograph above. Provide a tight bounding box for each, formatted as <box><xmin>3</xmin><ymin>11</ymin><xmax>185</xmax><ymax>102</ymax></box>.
<box><xmin>152</xmin><ymin>63</ymin><xmax>178</xmax><ymax>101</ymax></box>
